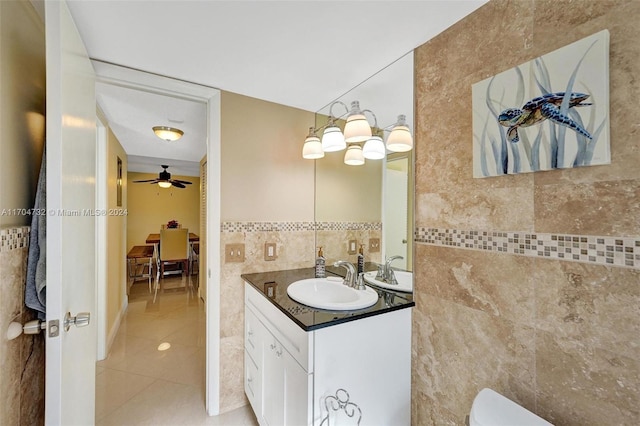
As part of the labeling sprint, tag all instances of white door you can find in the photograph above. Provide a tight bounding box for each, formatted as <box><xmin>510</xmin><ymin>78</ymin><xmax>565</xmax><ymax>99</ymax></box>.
<box><xmin>45</xmin><ymin>1</ymin><xmax>97</xmax><ymax>424</ymax></box>
<box><xmin>384</xmin><ymin>158</ymin><xmax>409</xmax><ymax>269</ymax></box>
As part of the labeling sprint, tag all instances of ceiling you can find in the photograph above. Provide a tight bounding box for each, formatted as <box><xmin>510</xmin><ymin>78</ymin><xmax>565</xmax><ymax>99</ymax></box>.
<box><xmin>67</xmin><ymin>0</ymin><xmax>487</xmax><ymax>176</ymax></box>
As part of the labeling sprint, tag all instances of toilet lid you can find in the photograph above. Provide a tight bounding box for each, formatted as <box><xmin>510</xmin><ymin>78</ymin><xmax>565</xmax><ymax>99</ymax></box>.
<box><xmin>469</xmin><ymin>388</ymin><xmax>553</xmax><ymax>426</ymax></box>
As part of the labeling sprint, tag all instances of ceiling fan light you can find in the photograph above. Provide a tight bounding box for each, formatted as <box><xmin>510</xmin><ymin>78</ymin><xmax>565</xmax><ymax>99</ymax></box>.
<box><xmin>153</xmin><ymin>126</ymin><xmax>184</xmax><ymax>141</ymax></box>
<box><xmin>158</xmin><ymin>181</ymin><xmax>172</xmax><ymax>188</ymax></box>
<box><xmin>302</xmin><ymin>127</ymin><xmax>324</xmax><ymax>159</ymax></box>
<box><xmin>386</xmin><ymin>115</ymin><xmax>413</xmax><ymax>152</ymax></box>
<box><xmin>344</xmin><ymin>145</ymin><xmax>365</xmax><ymax>166</ymax></box>
<box><xmin>343</xmin><ymin>101</ymin><xmax>372</xmax><ymax>143</ymax></box>
<box><xmin>363</xmin><ymin>135</ymin><xmax>386</xmax><ymax>160</ymax></box>
<box><xmin>321</xmin><ymin>125</ymin><xmax>346</xmax><ymax>152</ymax></box>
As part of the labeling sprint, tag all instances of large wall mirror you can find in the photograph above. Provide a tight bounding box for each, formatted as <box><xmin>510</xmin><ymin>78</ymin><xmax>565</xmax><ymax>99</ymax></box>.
<box><xmin>314</xmin><ymin>52</ymin><xmax>414</xmax><ymax>280</ymax></box>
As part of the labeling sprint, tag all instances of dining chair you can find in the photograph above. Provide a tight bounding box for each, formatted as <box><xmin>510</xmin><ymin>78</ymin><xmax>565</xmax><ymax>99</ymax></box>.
<box><xmin>159</xmin><ymin>228</ymin><xmax>189</xmax><ymax>279</ymax></box>
<box><xmin>189</xmin><ymin>242</ymin><xmax>199</xmax><ymax>275</ymax></box>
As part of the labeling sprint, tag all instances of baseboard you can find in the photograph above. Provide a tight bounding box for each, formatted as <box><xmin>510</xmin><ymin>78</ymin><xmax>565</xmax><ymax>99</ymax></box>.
<box><xmin>105</xmin><ymin>297</ymin><xmax>128</xmax><ymax>354</ymax></box>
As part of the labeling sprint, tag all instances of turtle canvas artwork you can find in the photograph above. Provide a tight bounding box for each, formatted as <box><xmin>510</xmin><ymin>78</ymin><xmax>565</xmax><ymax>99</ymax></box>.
<box><xmin>472</xmin><ymin>30</ymin><xmax>610</xmax><ymax>178</ymax></box>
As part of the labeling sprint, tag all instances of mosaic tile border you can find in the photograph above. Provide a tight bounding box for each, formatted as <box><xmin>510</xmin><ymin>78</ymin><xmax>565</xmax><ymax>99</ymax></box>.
<box><xmin>221</xmin><ymin>221</ymin><xmax>382</xmax><ymax>233</ymax></box>
<box><xmin>0</xmin><ymin>227</ymin><xmax>30</xmax><ymax>253</ymax></box>
<box><xmin>415</xmin><ymin>228</ymin><xmax>640</xmax><ymax>269</ymax></box>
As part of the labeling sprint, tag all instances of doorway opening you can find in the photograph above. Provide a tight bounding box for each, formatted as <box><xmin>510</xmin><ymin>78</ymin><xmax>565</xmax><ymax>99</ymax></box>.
<box><xmin>92</xmin><ymin>61</ymin><xmax>221</xmax><ymax>418</ymax></box>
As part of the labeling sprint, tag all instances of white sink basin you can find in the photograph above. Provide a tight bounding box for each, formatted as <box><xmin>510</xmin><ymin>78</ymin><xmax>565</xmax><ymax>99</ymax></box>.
<box><xmin>286</xmin><ymin>277</ymin><xmax>379</xmax><ymax>311</ymax></box>
<box><xmin>363</xmin><ymin>270</ymin><xmax>413</xmax><ymax>293</ymax></box>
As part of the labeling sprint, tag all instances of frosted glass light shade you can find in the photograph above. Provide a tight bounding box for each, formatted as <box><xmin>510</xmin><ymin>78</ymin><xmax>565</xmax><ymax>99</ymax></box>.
<box><xmin>321</xmin><ymin>126</ymin><xmax>346</xmax><ymax>152</ymax></box>
<box><xmin>343</xmin><ymin>101</ymin><xmax>372</xmax><ymax>143</ymax></box>
<box><xmin>158</xmin><ymin>181</ymin><xmax>172</xmax><ymax>188</ymax></box>
<box><xmin>363</xmin><ymin>135</ymin><xmax>386</xmax><ymax>160</ymax></box>
<box><xmin>302</xmin><ymin>129</ymin><xmax>324</xmax><ymax>159</ymax></box>
<box><xmin>386</xmin><ymin>115</ymin><xmax>413</xmax><ymax>152</ymax></box>
<box><xmin>344</xmin><ymin>145</ymin><xmax>365</xmax><ymax>166</ymax></box>
<box><xmin>153</xmin><ymin>126</ymin><xmax>184</xmax><ymax>141</ymax></box>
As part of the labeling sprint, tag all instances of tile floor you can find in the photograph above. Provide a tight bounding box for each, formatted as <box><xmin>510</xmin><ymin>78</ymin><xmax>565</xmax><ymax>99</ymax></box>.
<box><xmin>96</xmin><ymin>274</ymin><xmax>258</xmax><ymax>426</ymax></box>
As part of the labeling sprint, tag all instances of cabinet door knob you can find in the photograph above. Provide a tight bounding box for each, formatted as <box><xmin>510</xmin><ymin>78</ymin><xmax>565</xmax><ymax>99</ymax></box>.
<box><xmin>270</xmin><ymin>343</ymin><xmax>276</xmax><ymax>350</ymax></box>
<box><xmin>276</xmin><ymin>349</ymin><xmax>282</xmax><ymax>358</ymax></box>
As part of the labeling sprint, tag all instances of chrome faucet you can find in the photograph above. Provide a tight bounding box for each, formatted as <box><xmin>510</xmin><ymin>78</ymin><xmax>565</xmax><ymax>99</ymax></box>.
<box><xmin>333</xmin><ymin>261</ymin><xmax>357</xmax><ymax>288</ymax></box>
<box><xmin>383</xmin><ymin>255</ymin><xmax>404</xmax><ymax>285</ymax></box>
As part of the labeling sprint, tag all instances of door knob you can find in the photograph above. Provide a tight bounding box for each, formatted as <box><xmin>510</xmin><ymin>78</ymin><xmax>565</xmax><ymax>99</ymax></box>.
<box><xmin>63</xmin><ymin>312</ymin><xmax>90</xmax><ymax>331</ymax></box>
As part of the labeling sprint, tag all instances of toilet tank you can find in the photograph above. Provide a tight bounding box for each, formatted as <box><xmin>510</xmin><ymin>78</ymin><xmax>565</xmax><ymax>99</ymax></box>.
<box><xmin>469</xmin><ymin>388</ymin><xmax>553</xmax><ymax>426</ymax></box>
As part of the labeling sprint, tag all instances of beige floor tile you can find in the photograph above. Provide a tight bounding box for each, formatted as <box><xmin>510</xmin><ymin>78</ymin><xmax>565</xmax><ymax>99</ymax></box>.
<box><xmin>95</xmin><ymin>369</ymin><xmax>156</xmax><ymax>422</ymax></box>
<box><xmin>96</xmin><ymin>274</ymin><xmax>256</xmax><ymax>425</ymax></box>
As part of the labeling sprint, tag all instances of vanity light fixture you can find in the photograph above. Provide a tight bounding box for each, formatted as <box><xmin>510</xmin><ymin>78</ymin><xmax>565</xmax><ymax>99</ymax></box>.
<box><xmin>152</xmin><ymin>125</ymin><xmax>184</xmax><ymax>141</ymax></box>
<box><xmin>321</xmin><ymin>117</ymin><xmax>346</xmax><ymax>152</ymax></box>
<box><xmin>343</xmin><ymin>101</ymin><xmax>372</xmax><ymax>143</ymax></box>
<box><xmin>344</xmin><ymin>145</ymin><xmax>365</xmax><ymax>166</ymax></box>
<box><xmin>302</xmin><ymin>100</ymin><xmax>413</xmax><ymax>165</ymax></box>
<box><xmin>302</xmin><ymin>127</ymin><xmax>324</xmax><ymax>159</ymax></box>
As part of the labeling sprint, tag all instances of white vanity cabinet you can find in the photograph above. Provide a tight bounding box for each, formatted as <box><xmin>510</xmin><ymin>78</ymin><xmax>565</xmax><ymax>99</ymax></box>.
<box><xmin>245</xmin><ymin>283</ymin><xmax>313</xmax><ymax>426</ymax></box>
<box><xmin>244</xmin><ymin>281</ymin><xmax>412</xmax><ymax>426</ymax></box>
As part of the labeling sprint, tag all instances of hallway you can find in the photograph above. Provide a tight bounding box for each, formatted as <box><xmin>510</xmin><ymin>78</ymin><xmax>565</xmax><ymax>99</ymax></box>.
<box><xmin>95</xmin><ymin>275</ymin><xmax>257</xmax><ymax>425</ymax></box>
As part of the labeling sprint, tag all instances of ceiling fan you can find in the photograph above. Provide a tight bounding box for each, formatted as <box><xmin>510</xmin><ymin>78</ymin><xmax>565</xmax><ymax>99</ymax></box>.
<box><xmin>133</xmin><ymin>165</ymin><xmax>193</xmax><ymax>189</ymax></box>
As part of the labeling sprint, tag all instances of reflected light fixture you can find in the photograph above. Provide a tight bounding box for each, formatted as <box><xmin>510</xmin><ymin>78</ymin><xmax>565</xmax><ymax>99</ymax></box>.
<box><xmin>343</xmin><ymin>101</ymin><xmax>372</xmax><ymax>143</ymax></box>
<box><xmin>386</xmin><ymin>115</ymin><xmax>413</xmax><ymax>152</ymax></box>
<box><xmin>344</xmin><ymin>145</ymin><xmax>365</xmax><ymax>166</ymax></box>
<box><xmin>157</xmin><ymin>342</ymin><xmax>171</xmax><ymax>351</ymax></box>
<box><xmin>302</xmin><ymin>127</ymin><xmax>324</xmax><ymax>159</ymax></box>
<box><xmin>152</xmin><ymin>126</ymin><xmax>184</xmax><ymax>141</ymax></box>
<box><xmin>362</xmin><ymin>134</ymin><xmax>386</xmax><ymax>160</ymax></box>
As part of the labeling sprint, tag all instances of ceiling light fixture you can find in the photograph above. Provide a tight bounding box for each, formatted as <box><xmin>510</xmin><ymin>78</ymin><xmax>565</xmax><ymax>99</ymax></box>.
<box><xmin>152</xmin><ymin>126</ymin><xmax>184</xmax><ymax>141</ymax></box>
<box><xmin>302</xmin><ymin>100</ymin><xmax>413</xmax><ymax>165</ymax></box>
<box><xmin>157</xmin><ymin>181</ymin><xmax>172</xmax><ymax>189</ymax></box>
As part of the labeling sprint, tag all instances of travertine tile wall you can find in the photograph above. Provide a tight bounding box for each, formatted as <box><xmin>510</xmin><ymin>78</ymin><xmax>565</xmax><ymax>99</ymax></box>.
<box><xmin>0</xmin><ymin>227</ymin><xmax>45</xmax><ymax>425</ymax></box>
<box><xmin>218</xmin><ymin>221</ymin><xmax>380</xmax><ymax>412</ymax></box>
<box><xmin>412</xmin><ymin>1</ymin><xmax>640</xmax><ymax>424</ymax></box>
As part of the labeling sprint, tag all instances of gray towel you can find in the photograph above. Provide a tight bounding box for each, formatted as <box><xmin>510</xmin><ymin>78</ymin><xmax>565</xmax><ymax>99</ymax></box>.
<box><xmin>25</xmin><ymin>149</ymin><xmax>46</xmax><ymax>320</ymax></box>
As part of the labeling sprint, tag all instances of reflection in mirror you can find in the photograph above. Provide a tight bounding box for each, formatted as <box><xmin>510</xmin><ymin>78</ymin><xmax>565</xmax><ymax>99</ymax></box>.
<box><xmin>384</xmin><ymin>152</ymin><xmax>413</xmax><ymax>271</ymax></box>
<box><xmin>313</xmin><ymin>52</ymin><xmax>414</xmax><ymax>279</ymax></box>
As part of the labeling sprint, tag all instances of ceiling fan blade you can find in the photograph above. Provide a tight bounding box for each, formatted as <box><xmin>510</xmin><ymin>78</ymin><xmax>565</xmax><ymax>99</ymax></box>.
<box><xmin>133</xmin><ymin>179</ymin><xmax>159</xmax><ymax>183</ymax></box>
<box><xmin>171</xmin><ymin>181</ymin><xmax>186</xmax><ymax>189</ymax></box>
<box><xmin>173</xmin><ymin>179</ymin><xmax>193</xmax><ymax>185</ymax></box>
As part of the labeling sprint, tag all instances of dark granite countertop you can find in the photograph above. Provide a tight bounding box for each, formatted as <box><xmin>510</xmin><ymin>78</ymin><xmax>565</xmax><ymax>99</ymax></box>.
<box><xmin>241</xmin><ymin>267</ymin><xmax>414</xmax><ymax>332</ymax></box>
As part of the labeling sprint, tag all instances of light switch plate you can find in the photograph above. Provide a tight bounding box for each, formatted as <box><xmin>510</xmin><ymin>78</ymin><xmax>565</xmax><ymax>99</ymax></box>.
<box><xmin>225</xmin><ymin>243</ymin><xmax>245</xmax><ymax>263</ymax></box>
<box><xmin>348</xmin><ymin>239</ymin><xmax>357</xmax><ymax>255</ymax></box>
<box><xmin>264</xmin><ymin>243</ymin><xmax>277</xmax><ymax>261</ymax></box>
<box><xmin>369</xmin><ymin>238</ymin><xmax>380</xmax><ymax>253</ymax></box>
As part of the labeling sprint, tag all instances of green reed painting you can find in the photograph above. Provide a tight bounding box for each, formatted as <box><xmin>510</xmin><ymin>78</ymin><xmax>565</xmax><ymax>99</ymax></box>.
<box><xmin>472</xmin><ymin>30</ymin><xmax>610</xmax><ymax>178</ymax></box>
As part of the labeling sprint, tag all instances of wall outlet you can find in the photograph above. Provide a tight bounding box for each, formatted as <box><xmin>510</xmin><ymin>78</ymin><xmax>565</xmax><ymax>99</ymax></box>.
<box><xmin>348</xmin><ymin>239</ymin><xmax>357</xmax><ymax>255</ymax></box>
<box><xmin>264</xmin><ymin>243</ymin><xmax>277</xmax><ymax>261</ymax></box>
<box><xmin>369</xmin><ymin>238</ymin><xmax>380</xmax><ymax>253</ymax></box>
<box><xmin>225</xmin><ymin>243</ymin><xmax>245</xmax><ymax>263</ymax></box>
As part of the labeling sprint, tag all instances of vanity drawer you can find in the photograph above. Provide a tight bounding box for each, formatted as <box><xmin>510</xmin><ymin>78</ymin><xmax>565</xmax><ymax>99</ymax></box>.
<box><xmin>245</xmin><ymin>305</ymin><xmax>262</xmax><ymax>365</ymax></box>
<box><xmin>244</xmin><ymin>349</ymin><xmax>261</xmax><ymax>415</ymax></box>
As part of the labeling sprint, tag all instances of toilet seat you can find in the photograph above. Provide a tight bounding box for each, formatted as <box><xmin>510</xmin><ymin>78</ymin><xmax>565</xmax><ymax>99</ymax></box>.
<box><xmin>469</xmin><ymin>388</ymin><xmax>553</xmax><ymax>426</ymax></box>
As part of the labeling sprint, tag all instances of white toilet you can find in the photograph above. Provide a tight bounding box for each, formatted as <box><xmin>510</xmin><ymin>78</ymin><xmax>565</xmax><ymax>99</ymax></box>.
<box><xmin>469</xmin><ymin>388</ymin><xmax>553</xmax><ymax>426</ymax></box>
